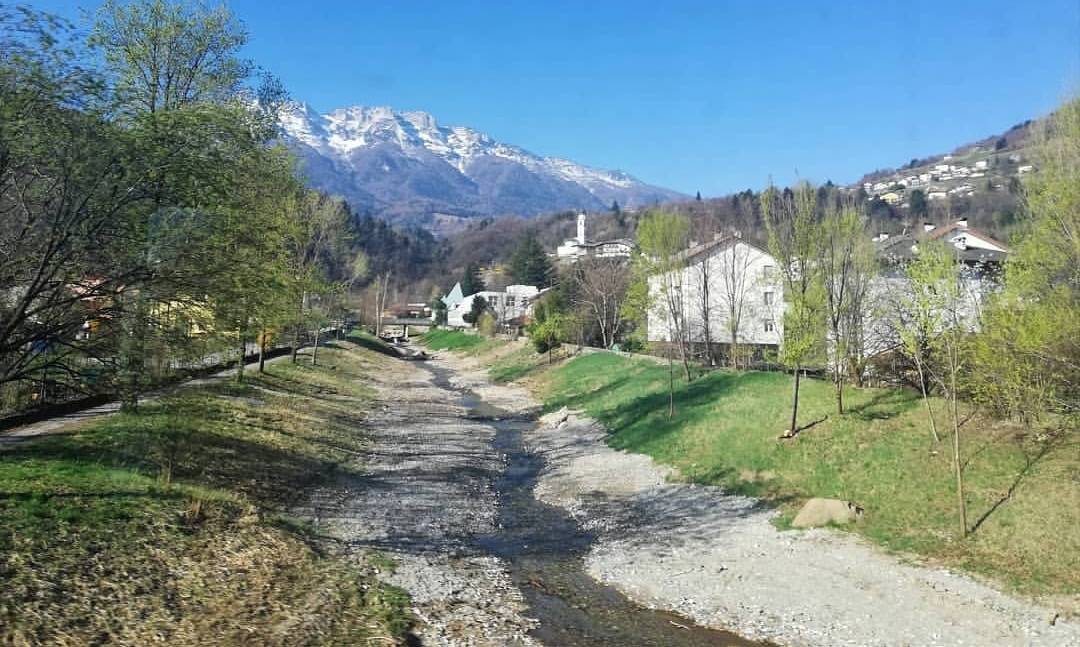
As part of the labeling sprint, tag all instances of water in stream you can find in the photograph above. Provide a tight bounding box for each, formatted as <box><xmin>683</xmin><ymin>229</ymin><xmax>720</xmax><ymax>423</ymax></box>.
<box><xmin>425</xmin><ymin>364</ymin><xmax>767</xmax><ymax>647</ymax></box>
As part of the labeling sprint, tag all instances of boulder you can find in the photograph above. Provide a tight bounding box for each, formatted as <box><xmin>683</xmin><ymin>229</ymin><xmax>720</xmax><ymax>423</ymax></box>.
<box><xmin>791</xmin><ymin>498</ymin><xmax>863</xmax><ymax>528</ymax></box>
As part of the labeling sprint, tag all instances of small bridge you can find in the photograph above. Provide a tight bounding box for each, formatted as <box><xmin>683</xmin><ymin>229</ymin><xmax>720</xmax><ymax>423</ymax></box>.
<box><xmin>378</xmin><ymin>318</ymin><xmax>433</xmax><ymax>341</ymax></box>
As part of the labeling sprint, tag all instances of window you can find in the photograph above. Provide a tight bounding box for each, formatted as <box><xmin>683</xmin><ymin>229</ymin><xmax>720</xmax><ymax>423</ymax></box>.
<box><xmin>506</xmin><ymin>296</ymin><xmax>516</xmax><ymax>307</ymax></box>
<box><xmin>763</xmin><ymin>291</ymin><xmax>774</xmax><ymax>306</ymax></box>
<box><xmin>764</xmin><ymin>321</ymin><xmax>775</xmax><ymax>333</ymax></box>
<box><xmin>762</xmin><ymin>264</ymin><xmax>775</xmax><ymax>280</ymax></box>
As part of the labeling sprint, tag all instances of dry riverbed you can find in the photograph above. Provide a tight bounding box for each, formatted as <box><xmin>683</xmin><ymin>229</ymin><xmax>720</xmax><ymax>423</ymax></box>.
<box><xmin>442</xmin><ymin>348</ymin><xmax>1080</xmax><ymax>647</ymax></box>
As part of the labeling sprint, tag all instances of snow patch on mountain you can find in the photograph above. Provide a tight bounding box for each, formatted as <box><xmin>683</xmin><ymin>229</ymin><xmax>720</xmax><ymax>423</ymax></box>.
<box><xmin>277</xmin><ymin>101</ymin><xmax>684</xmax><ymax>220</ymax></box>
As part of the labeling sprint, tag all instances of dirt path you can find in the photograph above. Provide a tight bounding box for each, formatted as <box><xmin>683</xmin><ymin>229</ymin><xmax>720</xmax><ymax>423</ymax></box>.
<box><xmin>0</xmin><ymin>352</ymin><xmax>294</xmax><ymax>447</ymax></box>
<box><xmin>439</xmin><ymin>349</ymin><xmax>1080</xmax><ymax>647</ymax></box>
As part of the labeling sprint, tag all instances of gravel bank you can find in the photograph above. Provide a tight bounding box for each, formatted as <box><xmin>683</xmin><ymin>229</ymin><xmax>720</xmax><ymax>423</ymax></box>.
<box><xmin>293</xmin><ymin>351</ymin><xmax>538</xmax><ymax>646</ymax></box>
<box><xmin>528</xmin><ymin>407</ymin><xmax>1080</xmax><ymax>647</ymax></box>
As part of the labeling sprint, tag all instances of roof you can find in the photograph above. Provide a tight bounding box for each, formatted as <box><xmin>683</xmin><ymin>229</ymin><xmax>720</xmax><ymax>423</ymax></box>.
<box><xmin>876</xmin><ymin>233</ymin><xmax>1008</xmax><ymax>265</ymax></box>
<box><xmin>673</xmin><ymin>234</ymin><xmax>771</xmax><ymax>266</ymax></box>
<box><xmin>924</xmin><ymin>223</ymin><xmax>1010</xmax><ymax>252</ymax></box>
<box><xmin>441</xmin><ymin>282</ymin><xmax>464</xmax><ymax>305</ymax></box>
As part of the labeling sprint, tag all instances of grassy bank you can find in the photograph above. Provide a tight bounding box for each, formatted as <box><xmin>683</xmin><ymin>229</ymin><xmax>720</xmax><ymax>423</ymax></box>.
<box><xmin>0</xmin><ymin>340</ymin><xmax>412</xmax><ymax>644</ymax></box>
<box><xmin>420</xmin><ymin>329</ymin><xmax>505</xmax><ymax>355</ymax></box>
<box><xmin>452</xmin><ymin>340</ymin><xmax>1080</xmax><ymax>597</ymax></box>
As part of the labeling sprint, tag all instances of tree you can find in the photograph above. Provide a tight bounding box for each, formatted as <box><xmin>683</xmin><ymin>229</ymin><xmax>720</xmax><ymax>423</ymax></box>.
<box><xmin>571</xmin><ymin>256</ymin><xmax>629</xmax><ymax>349</ymax></box>
<box><xmin>89</xmin><ymin>0</ymin><xmax>279</xmax><ymax>404</ymax></box>
<box><xmin>508</xmin><ymin>236</ymin><xmax>554</xmax><ymax>288</ymax></box>
<box><xmin>973</xmin><ymin>97</ymin><xmax>1080</xmax><ymax>431</ymax></box>
<box><xmin>695</xmin><ymin>191</ymin><xmax>702</xmax><ymax>202</ymax></box>
<box><xmin>461</xmin><ymin>262</ymin><xmax>485</xmax><ymax>296</ymax></box>
<box><xmin>90</xmin><ymin>0</ymin><xmax>252</xmax><ymax>116</ymax></box>
<box><xmin>529</xmin><ymin>311</ymin><xmax>564</xmax><ymax>364</ymax></box>
<box><xmin>462</xmin><ymin>295</ymin><xmax>489</xmax><ymax>325</ymax></box>
<box><xmin>0</xmin><ymin>8</ymin><xmax>141</xmax><ymax>394</ymax></box>
<box><xmin>762</xmin><ymin>182</ymin><xmax>826</xmax><ymax>437</ymax></box>
<box><xmin>819</xmin><ymin>196</ymin><xmax>876</xmax><ymax>413</ymax></box>
<box><xmin>715</xmin><ymin>236</ymin><xmax>756</xmax><ymax>369</ymax></box>
<box><xmin>897</xmin><ymin>242</ymin><xmax>955</xmax><ymax>443</ymax></box>
<box><xmin>636</xmin><ymin>210</ymin><xmax>692</xmax><ymax>415</ymax></box>
<box><xmin>905</xmin><ymin>240</ymin><xmax>969</xmax><ymax>535</ymax></box>
<box><xmin>909</xmin><ymin>188</ymin><xmax>928</xmax><ymax>220</ymax></box>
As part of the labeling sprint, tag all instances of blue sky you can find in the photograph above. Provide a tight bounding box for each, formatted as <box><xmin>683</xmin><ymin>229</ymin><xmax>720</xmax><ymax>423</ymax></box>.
<box><xmin>36</xmin><ymin>1</ymin><xmax>1080</xmax><ymax>196</ymax></box>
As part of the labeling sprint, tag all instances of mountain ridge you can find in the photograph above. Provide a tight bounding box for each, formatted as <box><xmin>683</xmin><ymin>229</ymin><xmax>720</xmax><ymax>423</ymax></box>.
<box><xmin>278</xmin><ymin>101</ymin><xmax>686</xmax><ymax>225</ymax></box>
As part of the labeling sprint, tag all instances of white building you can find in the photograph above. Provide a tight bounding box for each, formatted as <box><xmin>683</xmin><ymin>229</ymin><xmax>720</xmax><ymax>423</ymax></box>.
<box><xmin>556</xmin><ymin>212</ymin><xmax>634</xmax><ymax>261</ymax></box>
<box><xmin>647</xmin><ymin>234</ymin><xmax>784</xmax><ymax>360</ymax></box>
<box><xmin>445</xmin><ymin>284</ymin><xmax>540</xmax><ymax>328</ymax></box>
<box><xmin>864</xmin><ymin>221</ymin><xmax>1009</xmax><ymax>360</ymax></box>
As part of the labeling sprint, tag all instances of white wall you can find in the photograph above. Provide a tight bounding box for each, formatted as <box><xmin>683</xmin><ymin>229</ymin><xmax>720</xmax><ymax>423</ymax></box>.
<box><xmin>647</xmin><ymin>240</ymin><xmax>784</xmax><ymax>348</ymax></box>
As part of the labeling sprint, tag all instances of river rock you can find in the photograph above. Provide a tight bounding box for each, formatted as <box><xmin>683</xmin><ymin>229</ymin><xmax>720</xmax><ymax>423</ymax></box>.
<box><xmin>791</xmin><ymin>498</ymin><xmax>863</xmax><ymax>528</ymax></box>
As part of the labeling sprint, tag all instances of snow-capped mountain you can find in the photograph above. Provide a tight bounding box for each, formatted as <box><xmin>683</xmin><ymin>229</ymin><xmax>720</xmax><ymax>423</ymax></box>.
<box><xmin>278</xmin><ymin>102</ymin><xmax>686</xmax><ymax>223</ymax></box>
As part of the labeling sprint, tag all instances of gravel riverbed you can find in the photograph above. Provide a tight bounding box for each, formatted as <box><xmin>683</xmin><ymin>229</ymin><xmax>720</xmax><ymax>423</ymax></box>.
<box><xmin>298</xmin><ymin>344</ymin><xmax>1079</xmax><ymax>646</ymax></box>
<box><xmin>442</xmin><ymin>348</ymin><xmax>1080</xmax><ymax>647</ymax></box>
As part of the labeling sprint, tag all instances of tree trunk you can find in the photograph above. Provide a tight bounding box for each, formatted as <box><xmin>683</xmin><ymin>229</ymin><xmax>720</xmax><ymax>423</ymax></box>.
<box><xmin>835</xmin><ymin>372</ymin><xmax>844</xmax><ymax>415</ymax></box>
<box><xmin>292</xmin><ymin>293</ymin><xmax>304</xmax><ymax>364</ymax></box>
<box><xmin>668</xmin><ymin>349</ymin><xmax>675</xmax><ymax>417</ymax></box>
<box><xmin>789</xmin><ymin>364</ymin><xmax>802</xmax><ymax>435</ymax></box>
<box><xmin>236</xmin><ymin>329</ymin><xmax>246</xmax><ymax>383</ymax></box>
<box><xmin>312</xmin><ymin>326</ymin><xmax>320</xmax><ymax>366</ymax></box>
<box><xmin>951</xmin><ymin>368</ymin><xmax>968</xmax><ymax>537</ymax></box>
<box><xmin>258</xmin><ymin>330</ymin><xmax>267</xmax><ymax>373</ymax></box>
<box><xmin>915</xmin><ymin>358</ymin><xmax>940</xmax><ymax>442</ymax></box>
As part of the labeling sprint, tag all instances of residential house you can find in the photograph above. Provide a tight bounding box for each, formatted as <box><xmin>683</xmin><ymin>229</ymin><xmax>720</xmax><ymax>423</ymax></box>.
<box><xmin>647</xmin><ymin>233</ymin><xmax>783</xmax><ymax>363</ymax></box>
<box><xmin>863</xmin><ymin>220</ymin><xmax>1009</xmax><ymax>360</ymax></box>
<box><xmin>445</xmin><ymin>284</ymin><xmax>541</xmax><ymax>328</ymax></box>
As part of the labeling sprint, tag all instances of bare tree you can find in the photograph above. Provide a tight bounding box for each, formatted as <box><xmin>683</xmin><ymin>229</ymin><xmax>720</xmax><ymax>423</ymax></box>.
<box><xmin>573</xmin><ymin>256</ymin><xmax>629</xmax><ymax>349</ymax></box>
<box><xmin>688</xmin><ymin>251</ymin><xmax>716</xmax><ymax>365</ymax></box>
<box><xmin>715</xmin><ymin>234</ymin><xmax>755</xmax><ymax>369</ymax></box>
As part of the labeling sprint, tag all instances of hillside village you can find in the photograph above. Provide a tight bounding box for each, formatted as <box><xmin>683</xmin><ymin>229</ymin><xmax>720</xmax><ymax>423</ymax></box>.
<box><xmin>853</xmin><ymin>121</ymin><xmax>1037</xmax><ymax>218</ymax></box>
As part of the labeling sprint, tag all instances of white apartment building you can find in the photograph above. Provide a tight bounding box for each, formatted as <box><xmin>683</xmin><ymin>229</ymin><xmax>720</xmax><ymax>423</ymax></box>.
<box><xmin>647</xmin><ymin>234</ymin><xmax>784</xmax><ymax>359</ymax></box>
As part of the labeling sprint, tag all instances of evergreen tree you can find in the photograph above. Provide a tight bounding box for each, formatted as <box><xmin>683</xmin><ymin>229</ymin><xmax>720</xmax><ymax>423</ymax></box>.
<box><xmin>695</xmin><ymin>191</ymin><xmax>702</xmax><ymax>201</ymax></box>
<box><xmin>461</xmin><ymin>262</ymin><xmax>485</xmax><ymax>296</ymax></box>
<box><xmin>462</xmin><ymin>295</ymin><xmax>489</xmax><ymax>324</ymax></box>
<box><xmin>611</xmin><ymin>200</ymin><xmax>621</xmax><ymax>215</ymax></box>
<box><xmin>909</xmin><ymin>189</ymin><xmax>928</xmax><ymax>220</ymax></box>
<box><xmin>508</xmin><ymin>237</ymin><xmax>555</xmax><ymax>288</ymax></box>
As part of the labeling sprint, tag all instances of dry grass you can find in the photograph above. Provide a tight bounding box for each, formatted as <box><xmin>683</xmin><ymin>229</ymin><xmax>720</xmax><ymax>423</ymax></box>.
<box><xmin>0</xmin><ymin>339</ymin><xmax>413</xmax><ymax>645</ymax></box>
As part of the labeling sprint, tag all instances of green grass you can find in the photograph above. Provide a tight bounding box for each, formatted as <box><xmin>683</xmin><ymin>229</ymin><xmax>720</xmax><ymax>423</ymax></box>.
<box><xmin>533</xmin><ymin>351</ymin><xmax>1079</xmax><ymax>596</ymax></box>
<box><xmin>420</xmin><ymin>328</ymin><xmax>504</xmax><ymax>354</ymax></box>
<box><xmin>488</xmin><ymin>343</ymin><xmax>555</xmax><ymax>383</ymax></box>
<box><xmin>0</xmin><ymin>341</ymin><xmax>413</xmax><ymax>644</ymax></box>
<box><xmin>347</xmin><ymin>327</ymin><xmax>401</xmax><ymax>357</ymax></box>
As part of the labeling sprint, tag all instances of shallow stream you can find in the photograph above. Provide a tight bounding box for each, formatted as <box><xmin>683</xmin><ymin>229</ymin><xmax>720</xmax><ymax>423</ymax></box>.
<box><xmin>425</xmin><ymin>363</ymin><xmax>767</xmax><ymax>647</ymax></box>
